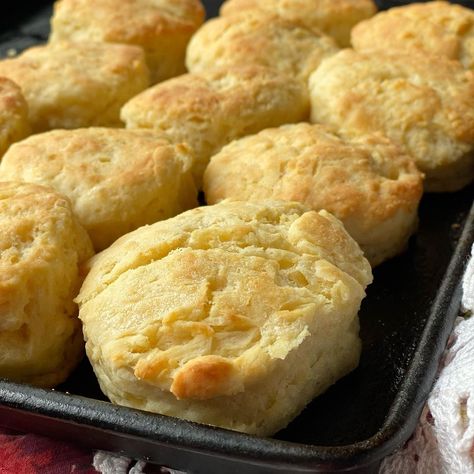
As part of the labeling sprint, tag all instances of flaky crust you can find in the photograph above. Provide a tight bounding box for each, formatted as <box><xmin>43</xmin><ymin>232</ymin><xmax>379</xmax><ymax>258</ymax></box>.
<box><xmin>352</xmin><ymin>1</ymin><xmax>474</xmax><ymax>69</ymax></box>
<box><xmin>121</xmin><ymin>66</ymin><xmax>309</xmax><ymax>187</ymax></box>
<box><xmin>186</xmin><ymin>11</ymin><xmax>339</xmax><ymax>83</ymax></box>
<box><xmin>50</xmin><ymin>0</ymin><xmax>205</xmax><ymax>82</ymax></box>
<box><xmin>309</xmin><ymin>49</ymin><xmax>474</xmax><ymax>192</ymax></box>
<box><xmin>0</xmin><ymin>42</ymin><xmax>149</xmax><ymax>133</ymax></box>
<box><xmin>0</xmin><ymin>182</ymin><xmax>94</xmax><ymax>387</ymax></box>
<box><xmin>0</xmin><ymin>78</ymin><xmax>30</xmax><ymax>158</ymax></box>
<box><xmin>221</xmin><ymin>0</ymin><xmax>376</xmax><ymax>47</ymax></box>
<box><xmin>204</xmin><ymin>124</ymin><xmax>423</xmax><ymax>266</ymax></box>
<box><xmin>77</xmin><ymin>201</ymin><xmax>372</xmax><ymax>435</ymax></box>
<box><xmin>0</xmin><ymin>128</ymin><xmax>197</xmax><ymax>251</ymax></box>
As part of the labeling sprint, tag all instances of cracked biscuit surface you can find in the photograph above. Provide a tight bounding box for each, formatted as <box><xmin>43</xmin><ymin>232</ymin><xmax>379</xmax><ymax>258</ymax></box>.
<box><xmin>204</xmin><ymin>123</ymin><xmax>423</xmax><ymax>266</ymax></box>
<box><xmin>50</xmin><ymin>0</ymin><xmax>205</xmax><ymax>83</ymax></box>
<box><xmin>0</xmin><ymin>128</ymin><xmax>197</xmax><ymax>251</ymax></box>
<box><xmin>309</xmin><ymin>49</ymin><xmax>474</xmax><ymax>192</ymax></box>
<box><xmin>186</xmin><ymin>11</ymin><xmax>339</xmax><ymax>83</ymax></box>
<box><xmin>121</xmin><ymin>66</ymin><xmax>309</xmax><ymax>187</ymax></box>
<box><xmin>221</xmin><ymin>0</ymin><xmax>376</xmax><ymax>47</ymax></box>
<box><xmin>352</xmin><ymin>1</ymin><xmax>474</xmax><ymax>69</ymax></box>
<box><xmin>77</xmin><ymin>200</ymin><xmax>372</xmax><ymax>435</ymax></box>
<box><xmin>0</xmin><ymin>182</ymin><xmax>93</xmax><ymax>387</ymax></box>
<box><xmin>0</xmin><ymin>42</ymin><xmax>149</xmax><ymax>132</ymax></box>
<box><xmin>0</xmin><ymin>78</ymin><xmax>30</xmax><ymax>159</ymax></box>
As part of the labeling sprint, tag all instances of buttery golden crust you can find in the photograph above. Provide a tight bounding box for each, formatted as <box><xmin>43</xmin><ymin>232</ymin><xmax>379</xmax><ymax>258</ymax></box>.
<box><xmin>309</xmin><ymin>49</ymin><xmax>474</xmax><ymax>192</ymax></box>
<box><xmin>186</xmin><ymin>11</ymin><xmax>339</xmax><ymax>83</ymax></box>
<box><xmin>204</xmin><ymin>124</ymin><xmax>423</xmax><ymax>266</ymax></box>
<box><xmin>0</xmin><ymin>78</ymin><xmax>30</xmax><ymax>158</ymax></box>
<box><xmin>77</xmin><ymin>200</ymin><xmax>372</xmax><ymax>435</ymax></box>
<box><xmin>352</xmin><ymin>1</ymin><xmax>474</xmax><ymax>69</ymax></box>
<box><xmin>0</xmin><ymin>128</ymin><xmax>197</xmax><ymax>251</ymax></box>
<box><xmin>221</xmin><ymin>0</ymin><xmax>376</xmax><ymax>47</ymax></box>
<box><xmin>121</xmin><ymin>66</ymin><xmax>309</xmax><ymax>187</ymax></box>
<box><xmin>0</xmin><ymin>182</ymin><xmax>93</xmax><ymax>387</ymax></box>
<box><xmin>50</xmin><ymin>0</ymin><xmax>205</xmax><ymax>83</ymax></box>
<box><xmin>0</xmin><ymin>42</ymin><xmax>149</xmax><ymax>133</ymax></box>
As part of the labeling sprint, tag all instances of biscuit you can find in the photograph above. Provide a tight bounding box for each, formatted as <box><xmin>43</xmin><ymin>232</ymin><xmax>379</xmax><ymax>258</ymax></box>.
<box><xmin>0</xmin><ymin>42</ymin><xmax>149</xmax><ymax>133</ymax></box>
<box><xmin>0</xmin><ymin>128</ymin><xmax>197</xmax><ymax>251</ymax></box>
<box><xmin>50</xmin><ymin>0</ymin><xmax>205</xmax><ymax>83</ymax></box>
<box><xmin>186</xmin><ymin>11</ymin><xmax>339</xmax><ymax>83</ymax></box>
<box><xmin>0</xmin><ymin>78</ymin><xmax>30</xmax><ymax>159</ymax></box>
<box><xmin>221</xmin><ymin>0</ymin><xmax>376</xmax><ymax>47</ymax></box>
<box><xmin>204</xmin><ymin>123</ymin><xmax>423</xmax><ymax>266</ymax></box>
<box><xmin>309</xmin><ymin>49</ymin><xmax>474</xmax><ymax>192</ymax></box>
<box><xmin>352</xmin><ymin>1</ymin><xmax>474</xmax><ymax>69</ymax></box>
<box><xmin>121</xmin><ymin>66</ymin><xmax>309</xmax><ymax>188</ymax></box>
<box><xmin>0</xmin><ymin>182</ymin><xmax>93</xmax><ymax>387</ymax></box>
<box><xmin>76</xmin><ymin>200</ymin><xmax>372</xmax><ymax>436</ymax></box>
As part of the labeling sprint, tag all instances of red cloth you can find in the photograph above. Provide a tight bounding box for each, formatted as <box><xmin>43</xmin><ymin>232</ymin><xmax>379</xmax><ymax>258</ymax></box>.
<box><xmin>0</xmin><ymin>428</ymin><xmax>97</xmax><ymax>474</ymax></box>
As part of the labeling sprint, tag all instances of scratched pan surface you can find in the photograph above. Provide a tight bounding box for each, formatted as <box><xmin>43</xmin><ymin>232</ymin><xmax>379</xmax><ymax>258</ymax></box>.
<box><xmin>0</xmin><ymin>2</ymin><xmax>473</xmax><ymax>473</ymax></box>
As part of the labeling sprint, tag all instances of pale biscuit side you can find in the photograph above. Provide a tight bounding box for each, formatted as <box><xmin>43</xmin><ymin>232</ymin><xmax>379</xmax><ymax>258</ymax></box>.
<box><xmin>0</xmin><ymin>182</ymin><xmax>94</xmax><ymax>387</ymax></box>
<box><xmin>0</xmin><ymin>78</ymin><xmax>30</xmax><ymax>158</ymax></box>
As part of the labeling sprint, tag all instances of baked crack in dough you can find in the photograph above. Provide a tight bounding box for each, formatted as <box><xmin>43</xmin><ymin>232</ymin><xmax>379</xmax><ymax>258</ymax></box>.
<box><xmin>0</xmin><ymin>42</ymin><xmax>149</xmax><ymax>132</ymax></box>
<box><xmin>121</xmin><ymin>66</ymin><xmax>309</xmax><ymax>188</ymax></box>
<box><xmin>221</xmin><ymin>0</ymin><xmax>376</xmax><ymax>47</ymax></box>
<box><xmin>204</xmin><ymin>123</ymin><xmax>423</xmax><ymax>266</ymax></box>
<box><xmin>0</xmin><ymin>78</ymin><xmax>30</xmax><ymax>159</ymax></box>
<box><xmin>0</xmin><ymin>182</ymin><xmax>93</xmax><ymax>387</ymax></box>
<box><xmin>309</xmin><ymin>49</ymin><xmax>474</xmax><ymax>192</ymax></box>
<box><xmin>186</xmin><ymin>11</ymin><xmax>339</xmax><ymax>84</ymax></box>
<box><xmin>77</xmin><ymin>200</ymin><xmax>372</xmax><ymax>436</ymax></box>
<box><xmin>0</xmin><ymin>128</ymin><xmax>197</xmax><ymax>251</ymax></box>
<box><xmin>352</xmin><ymin>1</ymin><xmax>474</xmax><ymax>69</ymax></box>
<box><xmin>50</xmin><ymin>0</ymin><xmax>205</xmax><ymax>83</ymax></box>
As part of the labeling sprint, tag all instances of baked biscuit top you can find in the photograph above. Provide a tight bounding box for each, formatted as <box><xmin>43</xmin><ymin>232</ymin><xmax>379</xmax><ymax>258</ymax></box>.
<box><xmin>51</xmin><ymin>0</ymin><xmax>205</xmax><ymax>44</ymax></box>
<box><xmin>0</xmin><ymin>128</ymin><xmax>197</xmax><ymax>250</ymax></box>
<box><xmin>204</xmin><ymin>123</ymin><xmax>422</xmax><ymax>237</ymax></box>
<box><xmin>0</xmin><ymin>42</ymin><xmax>149</xmax><ymax>131</ymax></box>
<box><xmin>77</xmin><ymin>201</ymin><xmax>372</xmax><ymax>400</ymax></box>
<box><xmin>309</xmin><ymin>49</ymin><xmax>474</xmax><ymax>190</ymax></box>
<box><xmin>221</xmin><ymin>0</ymin><xmax>376</xmax><ymax>46</ymax></box>
<box><xmin>186</xmin><ymin>11</ymin><xmax>339</xmax><ymax>82</ymax></box>
<box><xmin>352</xmin><ymin>1</ymin><xmax>474</xmax><ymax>69</ymax></box>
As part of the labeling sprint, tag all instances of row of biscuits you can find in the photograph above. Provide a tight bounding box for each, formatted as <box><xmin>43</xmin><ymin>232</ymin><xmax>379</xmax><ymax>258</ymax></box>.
<box><xmin>0</xmin><ymin>0</ymin><xmax>473</xmax><ymax>437</ymax></box>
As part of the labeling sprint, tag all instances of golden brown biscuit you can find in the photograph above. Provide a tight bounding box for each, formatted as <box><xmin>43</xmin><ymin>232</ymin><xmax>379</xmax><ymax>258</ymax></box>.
<box><xmin>221</xmin><ymin>0</ymin><xmax>376</xmax><ymax>47</ymax></box>
<box><xmin>0</xmin><ymin>182</ymin><xmax>93</xmax><ymax>387</ymax></box>
<box><xmin>0</xmin><ymin>42</ymin><xmax>149</xmax><ymax>133</ymax></box>
<box><xmin>204</xmin><ymin>123</ymin><xmax>423</xmax><ymax>266</ymax></box>
<box><xmin>352</xmin><ymin>1</ymin><xmax>474</xmax><ymax>69</ymax></box>
<box><xmin>186</xmin><ymin>11</ymin><xmax>339</xmax><ymax>83</ymax></box>
<box><xmin>121</xmin><ymin>66</ymin><xmax>309</xmax><ymax>187</ymax></box>
<box><xmin>0</xmin><ymin>128</ymin><xmax>197</xmax><ymax>251</ymax></box>
<box><xmin>50</xmin><ymin>0</ymin><xmax>205</xmax><ymax>83</ymax></box>
<box><xmin>76</xmin><ymin>200</ymin><xmax>372</xmax><ymax>436</ymax></box>
<box><xmin>0</xmin><ymin>78</ymin><xmax>30</xmax><ymax>159</ymax></box>
<box><xmin>309</xmin><ymin>49</ymin><xmax>474</xmax><ymax>192</ymax></box>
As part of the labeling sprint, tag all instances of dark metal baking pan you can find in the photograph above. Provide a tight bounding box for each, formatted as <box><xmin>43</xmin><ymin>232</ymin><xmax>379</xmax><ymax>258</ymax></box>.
<box><xmin>1</xmin><ymin>2</ymin><xmax>473</xmax><ymax>472</ymax></box>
